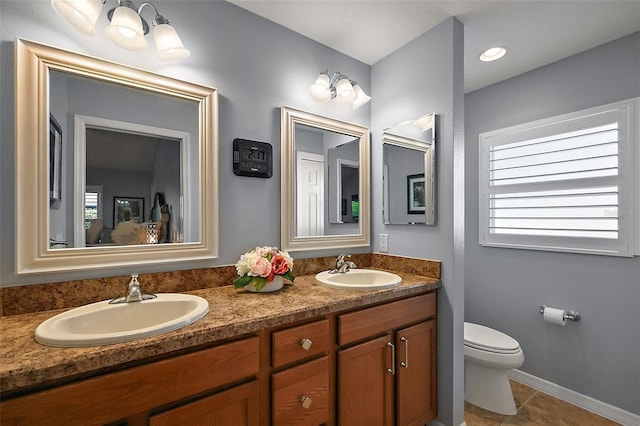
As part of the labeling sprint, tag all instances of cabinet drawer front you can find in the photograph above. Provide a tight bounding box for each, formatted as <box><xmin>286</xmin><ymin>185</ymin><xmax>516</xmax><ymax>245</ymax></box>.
<box><xmin>272</xmin><ymin>357</ymin><xmax>329</xmax><ymax>426</ymax></box>
<box><xmin>272</xmin><ymin>319</ymin><xmax>329</xmax><ymax>368</ymax></box>
<box><xmin>338</xmin><ymin>293</ymin><xmax>436</xmax><ymax>345</ymax></box>
<box><xmin>0</xmin><ymin>337</ymin><xmax>259</xmax><ymax>426</ymax></box>
<box><xmin>150</xmin><ymin>380</ymin><xmax>259</xmax><ymax>426</ymax></box>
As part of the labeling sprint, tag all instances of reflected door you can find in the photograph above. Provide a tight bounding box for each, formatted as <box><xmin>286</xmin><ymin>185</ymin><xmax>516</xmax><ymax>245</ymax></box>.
<box><xmin>296</xmin><ymin>152</ymin><xmax>324</xmax><ymax>236</ymax></box>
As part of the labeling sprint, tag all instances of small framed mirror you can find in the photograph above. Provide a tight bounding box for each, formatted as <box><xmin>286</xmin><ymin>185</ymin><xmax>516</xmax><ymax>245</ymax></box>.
<box><xmin>281</xmin><ymin>107</ymin><xmax>370</xmax><ymax>251</ymax></box>
<box><xmin>383</xmin><ymin>113</ymin><xmax>436</xmax><ymax>225</ymax></box>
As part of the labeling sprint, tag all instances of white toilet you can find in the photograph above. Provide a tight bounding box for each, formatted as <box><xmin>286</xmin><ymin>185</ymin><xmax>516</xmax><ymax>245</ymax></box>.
<box><xmin>464</xmin><ymin>322</ymin><xmax>524</xmax><ymax>415</ymax></box>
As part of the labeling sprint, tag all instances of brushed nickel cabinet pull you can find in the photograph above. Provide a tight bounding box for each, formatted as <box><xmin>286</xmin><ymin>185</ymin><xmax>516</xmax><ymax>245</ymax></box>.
<box><xmin>400</xmin><ymin>336</ymin><xmax>408</xmax><ymax>368</ymax></box>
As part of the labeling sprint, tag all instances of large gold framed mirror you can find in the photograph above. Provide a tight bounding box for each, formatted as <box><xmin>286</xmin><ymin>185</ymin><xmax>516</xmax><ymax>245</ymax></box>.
<box><xmin>281</xmin><ymin>107</ymin><xmax>370</xmax><ymax>251</ymax></box>
<box><xmin>15</xmin><ymin>39</ymin><xmax>218</xmax><ymax>275</ymax></box>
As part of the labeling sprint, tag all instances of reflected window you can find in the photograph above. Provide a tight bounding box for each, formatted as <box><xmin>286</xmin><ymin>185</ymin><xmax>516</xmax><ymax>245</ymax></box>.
<box><xmin>84</xmin><ymin>185</ymin><xmax>103</xmax><ymax>229</ymax></box>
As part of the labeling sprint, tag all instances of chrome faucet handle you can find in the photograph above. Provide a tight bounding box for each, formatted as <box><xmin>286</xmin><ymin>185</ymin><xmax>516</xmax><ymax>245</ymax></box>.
<box><xmin>110</xmin><ymin>273</ymin><xmax>156</xmax><ymax>304</ymax></box>
<box><xmin>336</xmin><ymin>253</ymin><xmax>351</xmax><ymax>266</ymax></box>
<box><xmin>126</xmin><ymin>273</ymin><xmax>143</xmax><ymax>302</ymax></box>
<box><xmin>335</xmin><ymin>254</ymin><xmax>356</xmax><ymax>273</ymax></box>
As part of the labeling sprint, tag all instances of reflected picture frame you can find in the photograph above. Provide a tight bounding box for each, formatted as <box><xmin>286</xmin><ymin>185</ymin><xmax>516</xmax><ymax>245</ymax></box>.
<box><xmin>407</xmin><ymin>173</ymin><xmax>426</xmax><ymax>214</ymax></box>
<box><xmin>49</xmin><ymin>114</ymin><xmax>62</xmax><ymax>209</ymax></box>
<box><xmin>114</xmin><ymin>197</ymin><xmax>144</xmax><ymax>226</ymax></box>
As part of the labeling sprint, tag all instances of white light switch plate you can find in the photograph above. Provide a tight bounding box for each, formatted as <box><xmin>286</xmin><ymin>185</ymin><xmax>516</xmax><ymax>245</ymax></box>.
<box><xmin>380</xmin><ymin>234</ymin><xmax>389</xmax><ymax>252</ymax></box>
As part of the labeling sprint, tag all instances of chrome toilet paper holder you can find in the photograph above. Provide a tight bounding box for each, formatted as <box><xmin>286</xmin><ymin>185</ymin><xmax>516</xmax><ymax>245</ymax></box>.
<box><xmin>539</xmin><ymin>305</ymin><xmax>581</xmax><ymax>321</ymax></box>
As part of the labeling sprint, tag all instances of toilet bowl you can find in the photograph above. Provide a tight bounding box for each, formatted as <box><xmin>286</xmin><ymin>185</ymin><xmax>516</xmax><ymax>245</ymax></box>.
<box><xmin>464</xmin><ymin>322</ymin><xmax>524</xmax><ymax>415</ymax></box>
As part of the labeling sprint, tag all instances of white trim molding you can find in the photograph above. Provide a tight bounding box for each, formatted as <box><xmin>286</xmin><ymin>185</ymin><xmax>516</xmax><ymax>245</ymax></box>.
<box><xmin>510</xmin><ymin>369</ymin><xmax>640</xmax><ymax>426</ymax></box>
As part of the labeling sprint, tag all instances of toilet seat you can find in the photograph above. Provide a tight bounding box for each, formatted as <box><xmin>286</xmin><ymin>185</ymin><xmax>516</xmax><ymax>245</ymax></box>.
<box><xmin>464</xmin><ymin>322</ymin><xmax>520</xmax><ymax>354</ymax></box>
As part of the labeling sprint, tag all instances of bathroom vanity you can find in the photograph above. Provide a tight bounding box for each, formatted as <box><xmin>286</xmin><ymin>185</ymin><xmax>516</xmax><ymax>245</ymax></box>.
<box><xmin>0</xmin><ymin>272</ymin><xmax>439</xmax><ymax>425</ymax></box>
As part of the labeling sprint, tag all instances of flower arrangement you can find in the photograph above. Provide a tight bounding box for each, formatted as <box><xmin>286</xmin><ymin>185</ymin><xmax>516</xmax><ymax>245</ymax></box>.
<box><xmin>233</xmin><ymin>246</ymin><xmax>295</xmax><ymax>291</ymax></box>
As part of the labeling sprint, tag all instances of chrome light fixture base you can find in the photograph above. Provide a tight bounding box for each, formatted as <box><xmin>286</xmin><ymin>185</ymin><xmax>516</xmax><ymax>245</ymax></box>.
<box><xmin>309</xmin><ymin>70</ymin><xmax>371</xmax><ymax>110</ymax></box>
<box><xmin>51</xmin><ymin>0</ymin><xmax>190</xmax><ymax>61</ymax></box>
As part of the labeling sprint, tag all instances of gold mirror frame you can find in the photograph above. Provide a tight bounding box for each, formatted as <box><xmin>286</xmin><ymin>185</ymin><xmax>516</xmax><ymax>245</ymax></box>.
<box><xmin>15</xmin><ymin>39</ymin><xmax>218</xmax><ymax>275</ymax></box>
<box><xmin>281</xmin><ymin>106</ymin><xmax>370</xmax><ymax>251</ymax></box>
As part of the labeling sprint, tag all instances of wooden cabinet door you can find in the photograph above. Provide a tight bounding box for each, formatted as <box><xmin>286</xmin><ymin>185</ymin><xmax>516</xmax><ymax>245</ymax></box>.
<box><xmin>337</xmin><ymin>334</ymin><xmax>394</xmax><ymax>426</ymax></box>
<box><xmin>395</xmin><ymin>320</ymin><xmax>437</xmax><ymax>426</ymax></box>
<box><xmin>149</xmin><ymin>381</ymin><xmax>259</xmax><ymax>426</ymax></box>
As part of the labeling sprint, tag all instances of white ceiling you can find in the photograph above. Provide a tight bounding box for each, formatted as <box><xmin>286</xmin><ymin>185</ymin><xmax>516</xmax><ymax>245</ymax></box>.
<box><xmin>228</xmin><ymin>0</ymin><xmax>640</xmax><ymax>93</ymax></box>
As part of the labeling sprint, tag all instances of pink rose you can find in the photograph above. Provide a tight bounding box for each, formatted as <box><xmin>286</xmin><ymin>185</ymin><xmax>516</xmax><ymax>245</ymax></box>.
<box><xmin>251</xmin><ymin>257</ymin><xmax>272</xmax><ymax>278</ymax></box>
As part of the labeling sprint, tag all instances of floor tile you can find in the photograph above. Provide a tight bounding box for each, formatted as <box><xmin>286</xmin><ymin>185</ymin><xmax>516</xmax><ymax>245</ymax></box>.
<box><xmin>503</xmin><ymin>392</ymin><xmax>619</xmax><ymax>426</ymax></box>
<box><xmin>509</xmin><ymin>380</ymin><xmax>537</xmax><ymax>408</ymax></box>
<box><xmin>465</xmin><ymin>401</ymin><xmax>510</xmax><ymax>425</ymax></box>
<box><xmin>463</xmin><ymin>380</ymin><xmax>619</xmax><ymax>426</ymax></box>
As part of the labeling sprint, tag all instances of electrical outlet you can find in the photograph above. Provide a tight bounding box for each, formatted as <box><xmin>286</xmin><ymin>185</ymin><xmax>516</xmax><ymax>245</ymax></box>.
<box><xmin>380</xmin><ymin>233</ymin><xmax>389</xmax><ymax>253</ymax></box>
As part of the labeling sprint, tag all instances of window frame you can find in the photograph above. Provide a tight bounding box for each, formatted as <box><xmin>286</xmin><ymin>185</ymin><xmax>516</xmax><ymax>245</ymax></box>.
<box><xmin>479</xmin><ymin>98</ymin><xmax>638</xmax><ymax>257</ymax></box>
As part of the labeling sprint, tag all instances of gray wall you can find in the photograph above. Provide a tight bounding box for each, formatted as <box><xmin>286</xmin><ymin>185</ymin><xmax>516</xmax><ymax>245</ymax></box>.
<box><xmin>371</xmin><ymin>18</ymin><xmax>466</xmax><ymax>426</ymax></box>
<box><xmin>465</xmin><ymin>32</ymin><xmax>640</xmax><ymax>414</ymax></box>
<box><xmin>0</xmin><ymin>0</ymin><xmax>370</xmax><ymax>285</ymax></box>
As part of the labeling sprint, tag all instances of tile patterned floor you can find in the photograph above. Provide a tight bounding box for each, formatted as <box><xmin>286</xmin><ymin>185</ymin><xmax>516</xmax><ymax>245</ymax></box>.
<box><xmin>464</xmin><ymin>380</ymin><xmax>620</xmax><ymax>426</ymax></box>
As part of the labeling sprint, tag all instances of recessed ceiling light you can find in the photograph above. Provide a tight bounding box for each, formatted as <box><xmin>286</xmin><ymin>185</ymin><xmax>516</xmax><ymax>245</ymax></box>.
<box><xmin>479</xmin><ymin>46</ymin><xmax>507</xmax><ymax>62</ymax></box>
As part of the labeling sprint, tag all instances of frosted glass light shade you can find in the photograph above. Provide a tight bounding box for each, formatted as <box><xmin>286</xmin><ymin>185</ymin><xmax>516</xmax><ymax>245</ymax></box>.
<box><xmin>104</xmin><ymin>6</ymin><xmax>148</xmax><ymax>50</ymax></box>
<box><xmin>335</xmin><ymin>78</ymin><xmax>356</xmax><ymax>104</ymax></box>
<box><xmin>351</xmin><ymin>84</ymin><xmax>371</xmax><ymax>109</ymax></box>
<box><xmin>154</xmin><ymin>24</ymin><xmax>190</xmax><ymax>61</ymax></box>
<box><xmin>309</xmin><ymin>73</ymin><xmax>331</xmax><ymax>102</ymax></box>
<box><xmin>51</xmin><ymin>0</ymin><xmax>103</xmax><ymax>36</ymax></box>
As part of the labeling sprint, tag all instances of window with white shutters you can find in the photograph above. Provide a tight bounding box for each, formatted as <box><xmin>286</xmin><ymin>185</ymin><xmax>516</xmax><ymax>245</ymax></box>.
<box><xmin>479</xmin><ymin>98</ymin><xmax>638</xmax><ymax>256</ymax></box>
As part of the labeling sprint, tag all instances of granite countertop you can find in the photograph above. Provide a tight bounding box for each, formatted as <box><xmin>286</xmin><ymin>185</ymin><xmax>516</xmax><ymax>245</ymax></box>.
<box><xmin>0</xmin><ymin>270</ymin><xmax>440</xmax><ymax>397</ymax></box>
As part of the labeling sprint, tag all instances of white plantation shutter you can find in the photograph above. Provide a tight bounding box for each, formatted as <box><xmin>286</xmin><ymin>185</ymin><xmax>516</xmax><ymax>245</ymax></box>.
<box><xmin>479</xmin><ymin>98</ymin><xmax>638</xmax><ymax>256</ymax></box>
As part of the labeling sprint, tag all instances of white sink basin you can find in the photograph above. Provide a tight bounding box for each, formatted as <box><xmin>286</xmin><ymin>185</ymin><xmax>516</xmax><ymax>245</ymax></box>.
<box><xmin>315</xmin><ymin>269</ymin><xmax>402</xmax><ymax>290</ymax></box>
<box><xmin>35</xmin><ymin>293</ymin><xmax>209</xmax><ymax>347</ymax></box>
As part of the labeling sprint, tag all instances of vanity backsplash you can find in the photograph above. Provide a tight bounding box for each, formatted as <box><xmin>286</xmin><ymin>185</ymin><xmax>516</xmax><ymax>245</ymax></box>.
<box><xmin>1</xmin><ymin>253</ymin><xmax>440</xmax><ymax>316</ymax></box>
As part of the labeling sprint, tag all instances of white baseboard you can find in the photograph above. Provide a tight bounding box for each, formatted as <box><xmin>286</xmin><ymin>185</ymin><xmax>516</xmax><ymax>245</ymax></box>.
<box><xmin>509</xmin><ymin>369</ymin><xmax>640</xmax><ymax>426</ymax></box>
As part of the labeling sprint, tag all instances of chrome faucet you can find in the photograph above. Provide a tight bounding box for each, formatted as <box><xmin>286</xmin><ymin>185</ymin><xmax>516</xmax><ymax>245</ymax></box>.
<box><xmin>331</xmin><ymin>254</ymin><xmax>357</xmax><ymax>273</ymax></box>
<box><xmin>109</xmin><ymin>273</ymin><xmax>157</xmax><ymax>304</ymax></box>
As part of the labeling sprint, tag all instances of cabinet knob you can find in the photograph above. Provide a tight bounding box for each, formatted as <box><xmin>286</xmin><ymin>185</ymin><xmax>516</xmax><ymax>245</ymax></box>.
<box><xmin>300</xmin><ymin>396</ymin><xmax>312</xmax><ymax>409</ymax></box>
<box><xmin>300</xmin><ymin>338</ymin><xmax>313</xmax><ymax>351</ymax></box>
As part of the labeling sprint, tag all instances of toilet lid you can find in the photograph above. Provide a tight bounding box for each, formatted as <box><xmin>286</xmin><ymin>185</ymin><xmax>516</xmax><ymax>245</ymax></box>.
<box><xmin>464</xmin><ymin>322</ymin><xmax>520</xmax><ymax>353</ymax></box>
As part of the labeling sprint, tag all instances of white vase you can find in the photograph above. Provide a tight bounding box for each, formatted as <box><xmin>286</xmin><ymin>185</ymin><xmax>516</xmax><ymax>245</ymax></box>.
<box><xmin>244</xmin><ymin>275</ymin><xmax>284</xmax><ymax>293</ymax></box>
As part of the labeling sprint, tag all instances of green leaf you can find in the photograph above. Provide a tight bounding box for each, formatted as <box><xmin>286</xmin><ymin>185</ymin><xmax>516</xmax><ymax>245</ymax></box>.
<box><xmin>233</xmin><ymin>275</ymin><xmax>252</xmax><ymax>288</ymax></box>
<box><xmin>282</xmin><ymin>271</ymin><xmax>296</xmax><ymax>283</ymax></box>
<box><xmin>252</xmin><ymin>277</ymin><xmax>267</xmax><ymax>291</ymax></box>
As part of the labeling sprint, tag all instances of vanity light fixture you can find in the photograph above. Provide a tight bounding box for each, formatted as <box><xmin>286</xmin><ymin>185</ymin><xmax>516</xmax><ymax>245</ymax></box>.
<box><xmin>309</xmin><ymin>70</ymin><xmax>371</xmax><ymax>110</ymax></box>
<box><xmin>479</xmin><ymin>46</ymin><xmax>507</xmax><ymax>62</ymax></box>
<box><xmin>51</xmin><ymin>0</ymin><xmax>190</xmax><ymax>61</ymax></box>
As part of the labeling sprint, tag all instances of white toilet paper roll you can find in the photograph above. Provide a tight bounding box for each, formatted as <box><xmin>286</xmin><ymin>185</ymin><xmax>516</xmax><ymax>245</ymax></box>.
<box><xmin>543</xmin><ymin>307</ymin><xmax>566</xmax><ymax>326</ymax></box>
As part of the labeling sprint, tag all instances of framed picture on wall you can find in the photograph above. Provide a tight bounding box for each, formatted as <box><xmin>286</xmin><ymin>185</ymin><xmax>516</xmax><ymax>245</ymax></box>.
<box><xmin>49</xmin><ymin>114</ymin><xmax>63</xmax><ymax>209</ymax></box>
<box><xmin>114</xmin><ymin>197</ymin><xmax>144</xmax><ymax>226</ymax></box>
<box><xmin>407</xmin><ymin>173</ymin><xmax>426</xmax><ymax>214</ymax></box>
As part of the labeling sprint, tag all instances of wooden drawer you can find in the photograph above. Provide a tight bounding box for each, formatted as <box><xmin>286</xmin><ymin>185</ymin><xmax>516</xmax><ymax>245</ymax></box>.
<box><xmin>150</xmin><ymin>380</ymin><xmax>259</xmax><ymax>426</ymax></box>
<box><xmin>338</xmin><ymin>293</ymin><xmax>436</xmax><ymax>345</ymax></box>
<box><xmin>272</xmin><ymin>357</ymin><xmax>329</xmax><ymax>426</ymax></box>
<box><xmin>272</xmin><ymin>319</ymin><xmax>329</xmax><ymax>368</ymax></box>
<box><xmin>0</xmin><ymin>337</ymin><xmax>259</xmax><ymax>425</ymax></box>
